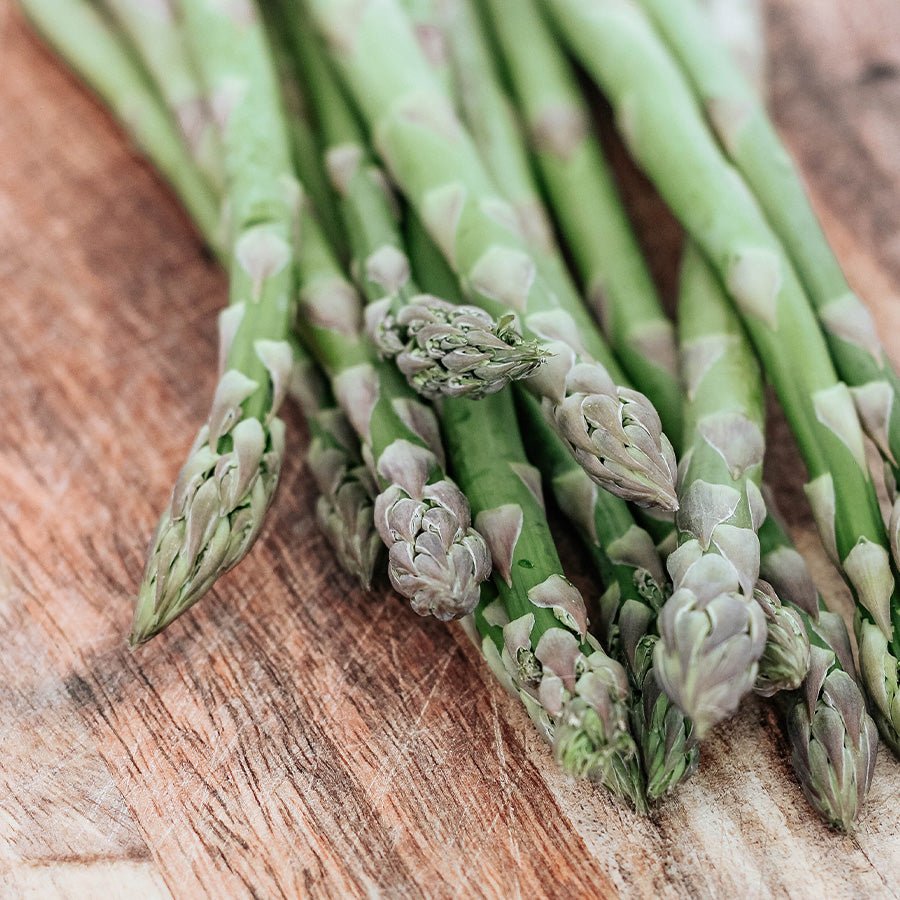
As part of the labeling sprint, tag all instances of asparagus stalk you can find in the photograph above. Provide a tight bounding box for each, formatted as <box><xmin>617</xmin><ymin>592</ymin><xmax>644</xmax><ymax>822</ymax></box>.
<box><xmin>424</xmin><ymin>0</ymin><xmax>662</xmax><ymax>408</ymax></box>
<box><xmin>127</xmin><ymin>0</ymin><xmax>300</xmax><ymax>643</ymax></box>
<box><xmin>668</xmin><ymin>2</ymin><xmax>807</xmax><ymax>703</ymax></box>
<box><xmin>703</xmin><ymin>0</ymin><xmax>877</xmax><ymax>828</ymax></box>
<box><xmin>431</xmin><ymin>0</ymin><xmax>563</xmax><ymax>267</ymax></box>
<box><xmin>758</xmin><ymin>506</ymin><xmax>878</xmax><ymax>830</ymax></box>
<box><xmin>293</xmin><ymin>187</ymin><xmax>490</xmax><ymax>619</ymax></box>
<box><xmin>654</xmin><ymin>243</ymin><xmax>769</xmax><ymax>735</ymax></box>
<box><xmin>33</xmin><ymin>0</ymin><xmax>379</xmax><ymax>600</ymax></box>
<box><xmin>99</xmin><ymin>0</ymin><xmax>223</xmax><ymax>191</ymax></box>
<box><xmin>442</xmin><ymin>383</ymin><xmax>644</xmax><ymax>808</ymax></box>
<box><xmin>517</xmin><ymin>391</ymin><xmax>698</xmax><ymax>801</ymax></box>
<box><xmin>692</xmin><ymin>0</ymin><xmax>814</xmax><ymax>700</ymax></box>
<box><xmin>261</xmin><ymin>6</ymin><xmax>348</xmax><ymax>260</ymax></box>
<box><xmin>304</xmin><ymin>0</ymin><xmax>678</xmax><ymax>511</ymax></box>
<box><xmin>480</xmin><ymin>0</ymin><xmax>682</xmax><ymax>446</ymax></box>
<box><xmin>20</xmin><ymin>0</ymin><xmax>221</xmax><ymax>250</ymax></box>
<box><xmin>279</xmin><ymin>11</ymin><xmax>548</xmax><ymax>400</ymax></box>
<box><xmin>639</xmin><ymin>0</ymin><xmax>900</xmax><ymax>490</ymax></box>
<box><xmin>704</xmin><ymin>0</ymin><xmax>878</xmax><ymax>831</ymax></box>
<box><xmin>545</xmin><ymin>0</ymin><xmax>900</xmax><ymax>752</ymax></box>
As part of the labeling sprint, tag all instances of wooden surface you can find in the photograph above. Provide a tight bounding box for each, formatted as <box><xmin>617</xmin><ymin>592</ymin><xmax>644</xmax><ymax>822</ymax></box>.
<box><xmin>2</xmin><ymin>2</ymin><xmax>900</xmax><ymax>897</ymax></box>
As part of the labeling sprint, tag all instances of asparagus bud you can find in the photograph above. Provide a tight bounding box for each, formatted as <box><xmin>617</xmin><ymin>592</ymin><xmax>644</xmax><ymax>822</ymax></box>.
<box><xmin>753</xmin><ymin>580</ymin><xmax>811</xmax><ymax>697</ymax></box>
<box><xmin>632</xmin><ymin>634</ymin><xmax>699</xmax><ymax>800</ymax></box>
<box><xmin>654</xmin><ymin>545</ymin><xmax>767</xmax><ymax>737</ymax></box>
<box><xmin>367</xmin><ymin>295</ymin><xmax>547</xmax><ymax>399</ymax></box>
<box><xmin>133</xmin><ymin>347</ymin><xmax>292</xmax><ymax>644</ymax></box>
<box><xmin>553</xmin><ymin>654</ymin><xmax>640</xmax><ymax>802</ymax></box>
<box><xmin>531</xmin><ymin>343</ymin><xmax>679</xmax><ymax>510</ymax></box>
<box><xmin>307</xmin><ymin>407</ymin><xmax>382</xmax><ymax>589</ymax></box>
<box><xmin>787</xmin><ymin>642</ymin><xmax>878</xmax><ymax>831</ymax></box>
<box><xmin>502</xmin><ymin>615</ymin><xmax>645</xmax><ymax>810</ymax></box>
<box><xmin>374</xmin><ymin>440</ymin><xmax>490</xmax><ymax>620</ymax></box>
<box><xmin>857</xmin><ymin>618</ymin><xmax>900</xmax><ymax>756</ymax></box>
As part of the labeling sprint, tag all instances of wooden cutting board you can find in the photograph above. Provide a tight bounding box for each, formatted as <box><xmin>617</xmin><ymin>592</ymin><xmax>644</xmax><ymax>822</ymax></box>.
<box><xmin>1</xmin><ymin>2</ymin><xmax>899</xmax><ymax>896</ymax></box>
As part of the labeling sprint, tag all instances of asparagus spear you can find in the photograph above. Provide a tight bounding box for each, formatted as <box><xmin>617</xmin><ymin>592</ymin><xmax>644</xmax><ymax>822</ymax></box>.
<box><xmin>759</xmin><ymin>506</ymin><xmax>878</xmax><ymax>830</ymax></box>
<box><xmin>442</xmin><ymin>385</ymin><xmax>644</xmax><ymax>808</ymax></box>
<box><xmin>27</xmin><ymin>0</ymin><xmax>294</xmax><ymax>641</ymax></box>
<box><xmin>425</xmin><ymin>0</ymin><xmax>680</xmax><ymax>437</ymax></box>
<box><xmin>639</xmin><ymin>0</ymin><xmax>900</xmax><ymax>490</ymax></box>
<box><xmin>304</xmin><ymin>0</ymin><xmax>678</xmax><ymax>511</ymax></box>
<box><xmin>127</xmin><ymin>0</ymin><xmax>300</xmax><ymax>643</ymax></box>
<box><xmin>99</xmin><ymin>0</ymin><xmax>223</xmax><ymax>191</ymax></box>
<box><xmin>654</xmin><ymin>243</ymin><xmax>769</xmax><ymax>735</ymax></box>
<box><xmin>545</xmin><ymin>0</ymin><xmax>900</xmax><ymax>752</ymax></box>
<box><xmin>28</xmin><ymin>0</ymin><xmax>381</xmax><ymax>586</ymax></box>
<box><xmin>278</xmin><ymin>9</ymin><xmax>548</xmax><ymax>400</ymax></box>
<box><xmin>517</xmin><ymin>391</ymin><xmax>698</xmax><ymax>801</ymax></box>
<box><xmin>405</xmin><ymin>216</ymin><xmax>644</xmax><ymax>805</ymax></box>
<box><xmin>668</xmin><ymin>3</ymin><xmax>807</xmax><ymax>703</ymax></box>
<box><xmin>20</xmin><ymin>0</ymin><xmax>221</xmax><ymax>250</ymax></box>
<box><xmin>293</xmin><ymin>188</ymin><xmax>490</xmax><ymax>619</ymax></box>
<box><xmin>699</xmin><ymin>0</ymin><xmax>877</xmax><ymax>827</ymax></box>
<box><xmin>480</xmin><ymin>0</ymin><xmax>682</xmax><ymax>446</ymax></box>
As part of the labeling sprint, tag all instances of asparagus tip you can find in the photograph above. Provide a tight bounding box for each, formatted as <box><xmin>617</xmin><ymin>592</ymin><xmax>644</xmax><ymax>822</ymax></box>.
<box><xmin>753</xmin><ymin>581</ymin><xmax>811</xmax><ymax>697</ymax></box>
<box><xmin>369</xmin><ymin>295</ymin><xmax>549</xmax><ymax>399</ymax></box>
<box><xmin>654</xmin><ymin>580</ymin><xmax>767</xmax><ymax>736</ymax></box>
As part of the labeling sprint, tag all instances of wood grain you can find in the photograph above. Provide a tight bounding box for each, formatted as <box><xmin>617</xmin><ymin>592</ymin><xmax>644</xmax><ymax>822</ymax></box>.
<box><xmin>1</xmin><ymin>2</ymin><xmax>899</xmax><ymax>897</ymax></box>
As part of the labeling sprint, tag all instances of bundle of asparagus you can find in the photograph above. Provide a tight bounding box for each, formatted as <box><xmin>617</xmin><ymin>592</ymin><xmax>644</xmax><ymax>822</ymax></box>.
<box><xmin>22</xmin><ymin>0</ymin><xmax>891</xmax><ymax>829</ymax></box>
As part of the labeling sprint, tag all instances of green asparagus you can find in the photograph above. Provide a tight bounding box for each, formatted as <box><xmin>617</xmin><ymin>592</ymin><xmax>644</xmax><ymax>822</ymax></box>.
<box><xmin>124</xmin><ymin>0</ymin><xmax>298</xmax><ymax>643</ymax></box>
<box><xmin>700</xmin><ymin>0</ymin><xmax>878</xmax><ymax>824</ymax></box>
<box><xmin>656</xmin><ymin>243</ymin><xmax>769</xmax><ymax>735</ymax></box>
<box><xmin>760</xmin><ymin>505</ymin><xmax>878</xmax><ymax>830</ymax></box>
<box><xmin>694</xmin><ymin>0</ymin><xmax>813</xmax><ymax>700</ymax></box>
<box><xmin>545</xmin><ymin>0</ymin><xmax>900</xmax><ymax>752</ymax></box>
<box><xmin>481</xmin><ymin>0</ymin><xmax>682</xmax><ymax>445</ymax></box>
<box><xmin>445</xmin><ymin>388</ymin><xmax>644</xmax><ymax>808</ymax></box>
<box><xmin>518</xmin><ymin>391</ymin><xmax>698</xmax><ymax>802</ymax></box>
<box><xmin>639</xmin><ymin>0</ymin><xmax>900</xmax><ymax>490</ymax></box>
<box><xmin>305</xmin><ymin>0</ymin><xmax>678</xmax><ymax>511</ymax></box>
<box><xmin>291</xmin><ymin>175</ymin><xmax>491</xmax><ymax>618</ymax></box>
<box><xmin>403</xmin><ymin>215</ymin><xmax>643</xmax><ymax>804</ymax></box>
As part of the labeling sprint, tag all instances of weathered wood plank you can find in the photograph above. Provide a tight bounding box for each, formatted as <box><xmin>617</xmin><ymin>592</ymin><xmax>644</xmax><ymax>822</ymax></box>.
<box><xmin>1</xmin><ymin>2</ymin><xmax>899</xmax><ymax>897</ymax></box>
